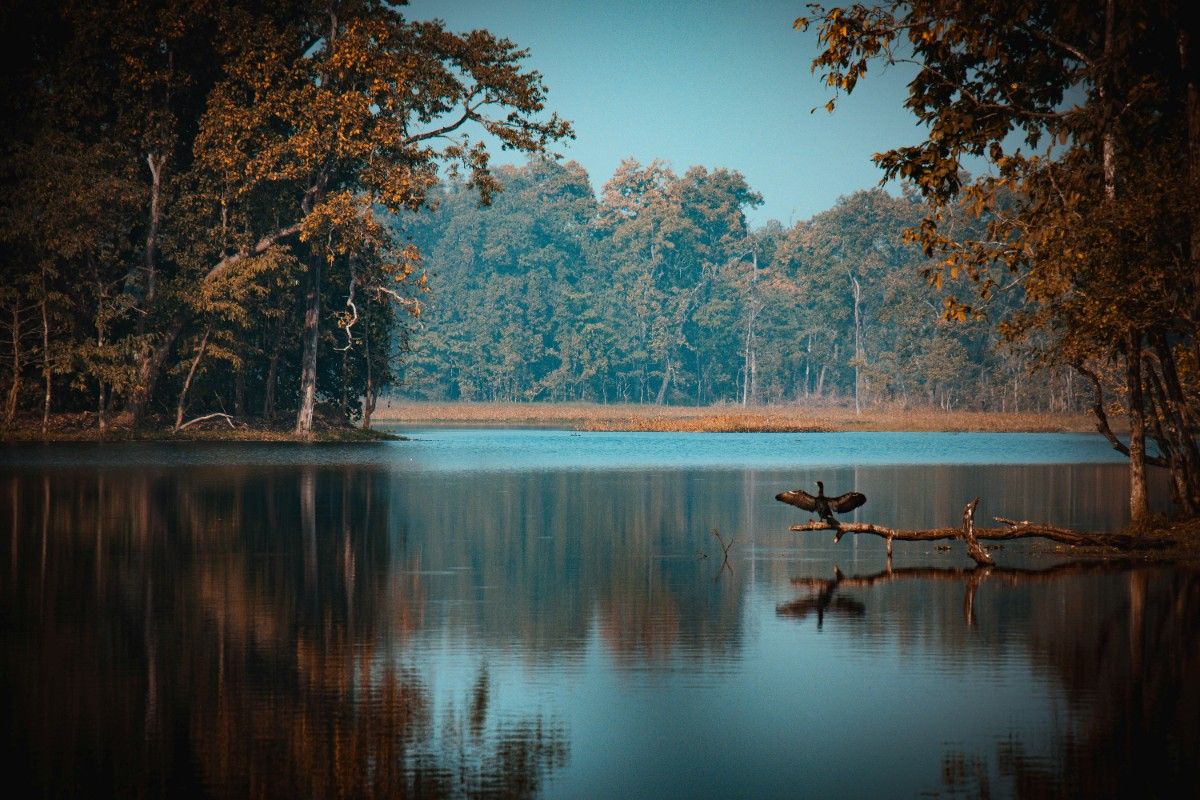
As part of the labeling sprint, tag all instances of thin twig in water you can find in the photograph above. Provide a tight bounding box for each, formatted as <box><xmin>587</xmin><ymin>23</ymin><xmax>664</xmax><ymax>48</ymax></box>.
<box><xmin>711</xmin><ymin>528</ymin><xmax>735</xmax><ymax>574</ymax></box>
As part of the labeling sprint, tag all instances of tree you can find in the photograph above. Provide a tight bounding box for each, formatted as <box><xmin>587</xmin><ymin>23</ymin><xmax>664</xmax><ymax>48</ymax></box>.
<box><xmin>797</xmin><ymin>0</ymin><xmax>1200</xmax><ymax>519</ymax></box>
<box><xmin>0</xmin><ymin>0</ymin><xmax>572</xmax><ymax>434</ymax></box>
<box><xmin>185</xmin><ymin>1</ymin><xmax>572</xmax><ymax>433</ymax></box>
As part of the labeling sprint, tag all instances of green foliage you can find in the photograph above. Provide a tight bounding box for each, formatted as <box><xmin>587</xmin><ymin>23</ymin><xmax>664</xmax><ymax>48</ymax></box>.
<box><xmin>0</xmin><ymin>0</ymin><xmax>570</xmax><ymax>431</ymax></box>
<box><xmin>798</xmin><ymin>0</ymin><xmax>1200</xmax><ymax>513</ymax></box>
<box><xmin>398</xmin><ymin>160</ymin><xmax>1068</xmax><ymax>411</ymax></box>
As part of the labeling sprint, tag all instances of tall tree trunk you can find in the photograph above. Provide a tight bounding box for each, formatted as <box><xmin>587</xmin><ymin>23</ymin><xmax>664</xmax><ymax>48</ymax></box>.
<box><xmin>742</xmin><ymin>250</ymin><xmax>758</xmax><ymax>406</ymax></box>
<box><xmin>262</xmin><ymin>318</ymin><xmax>283</xmax><ymax>420</ymax></box>
<box><xmin>128</xmin><ymin>313</ymin><xmax>185</xmax><ymax>426</ymax></box>
<box><xmin>1100</xmin><ymin>0</ymin><xmax>1117</xmax><ymax>202</ymax></box>
<box><xmin>851</xmin><ymin>274</ymin><xmax>863</xmax><ymax>416</ymax></box>
<box><xmin>361</xmin><ymin>321</ymin><xmax>375</xmax><ymax>430</ymax></box>
<box><xmin>1180</xmin><ymin>20</ymin><xmax>1200</xmax><ymax>325</ymax></box>
<box><xmin>174</xmin><ymin>325</ymin><xmax>211</xmax><ymax>432</ymax></box>
<box><xmin>144</xmin><ymin>153</ymin><xmax>164</xmax><ymax>307</ymax></box>
<box><xmin>6</xmin><ymin>301</ymin><xmax>21</xmax><ymax>427</ymax></box>
<box><xmin>340</xmin><ymin>346</ymin><xmax>349</xmax><ymax>421</ymax></box>
<box><xmin>1100</xmin><ymin>0</ymin><xmax>1150</xmax><ymax>522</ymax></box>
<box><xmin>233</xmin><ymin>354</ymin><xmax>245</xmax><ymax>419</ymax></box>
<box><xmin>1150</xmin><ymin>333</ymin><xmax>1200</xmax><ymax>512</ymax></box>
<box><xmin>98</xmin><ymin>380</ymin><xmax>108</xmax><ymax>433</ymax></box>
<box><xmin>264</xmin><ymin>350</ymin><xmax>280</xmax><ymax>420</ymax></box>
<box><xmin>295</xmin><ymin>260</ymin><xmax>322</xmax><ymax>435</ymax></box>
<box><xmin>1143</xmin><ymin>360</ymin><xmax>1190</xmax><ymax>512</ymax></box>
<box><xmin>92</xmin><ymin>257</ymin><xmax>108</xmax><ymax>432</ymax></box>
<box><xmin>40</xmin><ymin>287</ymin><xmax>50</xmax><ymax>435</ymax></box>
<box><xmin>131</xmin><ymin>153</ymin><xmax>166</xmax><ymax>424</ymax></box>
<box><xmin>655</xmin><ymin>358</ymin><xmax>672</xmax><ymax>405</ymax></box>
<box><xmin>1126</xmin><ymin>332</ymin><xmax>1149</xmax><ymax>523</ymax></box>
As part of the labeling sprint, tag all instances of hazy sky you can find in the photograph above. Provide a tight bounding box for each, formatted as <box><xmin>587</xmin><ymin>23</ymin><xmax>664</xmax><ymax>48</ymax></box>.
<box><xmin>405</xmin><ymin>0</ymin><xmax>924</xmax><ymax>226</ymax></box>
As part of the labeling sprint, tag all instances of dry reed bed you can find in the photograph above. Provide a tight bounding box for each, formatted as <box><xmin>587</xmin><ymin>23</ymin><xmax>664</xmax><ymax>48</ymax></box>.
<box><xmin>374</xmin><ymin>402</ymin><xmax>1097</xmax><ymax>433</ymax></box>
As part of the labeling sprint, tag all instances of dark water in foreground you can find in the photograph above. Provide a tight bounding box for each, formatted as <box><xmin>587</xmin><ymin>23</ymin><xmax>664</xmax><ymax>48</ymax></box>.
<box><xmin>1</xmin><ymin>431</ymin><xmax>1196</xmax><ymax>798</ymax></box>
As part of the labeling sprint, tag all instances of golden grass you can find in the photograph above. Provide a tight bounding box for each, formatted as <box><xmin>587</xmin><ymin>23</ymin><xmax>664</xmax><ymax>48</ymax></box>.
<box><xmin>1</xmin><ymin>412</ymin><xmax>401</xmax><ymax>443</ymax></box>
<box><xmin>372</xmin><ymin>401</ymin><xmax>1101</xmax><ymax>433</ymax></box>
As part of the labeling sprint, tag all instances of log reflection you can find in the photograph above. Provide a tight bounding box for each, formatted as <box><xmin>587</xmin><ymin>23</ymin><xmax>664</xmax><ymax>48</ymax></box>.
<box><xmin>779</xmin><ymin>559</ymin><xmax>1158</xmax><ymax>628</ymax></box>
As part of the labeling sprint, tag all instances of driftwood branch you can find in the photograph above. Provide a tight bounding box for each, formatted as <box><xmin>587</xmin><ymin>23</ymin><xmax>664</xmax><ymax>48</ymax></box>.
<box><xmin>177</xmin><ymin>412</ymin><xmax>236</xmax><ymax>431</ymax></box>
<box><xmin>787</xmin><ymin>500</ymin><xmax>1163</xmax><ymax>565</ymax></box>
<box><xmin>711</xmin><ymin>528</ymin><xmax>735</xmax><ymax>575</ymax></box>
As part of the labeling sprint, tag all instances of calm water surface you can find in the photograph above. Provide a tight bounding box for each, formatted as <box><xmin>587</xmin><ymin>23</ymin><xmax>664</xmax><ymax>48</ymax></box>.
<box><xmin>2</xmin><ymin>431</ymin><xmax>1196</xmax><ymax>798</ymax></box>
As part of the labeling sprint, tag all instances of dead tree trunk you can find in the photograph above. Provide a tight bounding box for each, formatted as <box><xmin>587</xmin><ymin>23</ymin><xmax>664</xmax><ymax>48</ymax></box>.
<box><xmin>263</xmin><ymin>328</ymin><xmax>282</xmax><ymax>421</ymax></box>
<box><xmin>173</xmin><ymin>325</ymin><xmax>211</xmax><ymax>432</ymax></box>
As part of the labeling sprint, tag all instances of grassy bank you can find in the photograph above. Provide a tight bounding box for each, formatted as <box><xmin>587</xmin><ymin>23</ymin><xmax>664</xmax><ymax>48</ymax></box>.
<box><xmin>373</xmin><ymin>401</ymin><xmax>1100</xmax><ymax>433</ymax></box>
<box><xmin>4</xmin><ymin>403</ymin><xmax>1100</xmax><ymax>440</ymax></box>
<box><xmin>1</xmin><ymin>412</ymin><xmax>401</xmax><ymax>443</ymax></box>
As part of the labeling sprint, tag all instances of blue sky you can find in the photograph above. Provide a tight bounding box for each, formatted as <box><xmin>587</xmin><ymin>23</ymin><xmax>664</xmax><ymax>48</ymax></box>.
<box><xmin>405</xmin><ymin>0</ymin><xmax>925</xmax><ymax>226</ymax></box>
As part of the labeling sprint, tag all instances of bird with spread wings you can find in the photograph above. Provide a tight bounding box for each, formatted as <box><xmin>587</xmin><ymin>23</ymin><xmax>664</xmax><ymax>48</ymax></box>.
<box><xmin>775</xmin><ymin>481</ymin><xmax>866</xmax><ymax>526</ymax></box>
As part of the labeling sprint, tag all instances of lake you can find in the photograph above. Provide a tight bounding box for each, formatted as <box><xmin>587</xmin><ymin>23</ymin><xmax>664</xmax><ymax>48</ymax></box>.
<box><xmin>2</xmin><ymin>430</ymin><xmax>1196</xmax><ymax>798</ymax></box>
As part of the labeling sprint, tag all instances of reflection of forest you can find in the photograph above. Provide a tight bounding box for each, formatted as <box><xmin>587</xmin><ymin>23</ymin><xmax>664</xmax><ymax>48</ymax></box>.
<box><xmin>779</xmin><ymin>561</ymin><xmax>1200</xmax><ymax>797</ymax></box>
<box><xmin>3</xmin><ymin>460</ymin><xmax>1190</xmax><ymax>796</ymax></box>
<box><xmin>1</xmin><ymin>469</ymin><xmax>567</xmax><ymax>797</ymax></box>
<box><xmin>386</xmin><ymin>469</ymin><xmax>752</xmax><ymax>664</ymax></box>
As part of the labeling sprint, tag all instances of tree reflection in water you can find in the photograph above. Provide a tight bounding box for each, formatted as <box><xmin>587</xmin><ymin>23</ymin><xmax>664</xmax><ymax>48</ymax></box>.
<box><xmin>1</xmin><ymin>468</ymin><xmax>567</xmax><ymax>798</ymax></box>
<box><xmin>780</xmin><ymin>561</ymin><xmax>1200</xmax><ymax>797</ymax></box>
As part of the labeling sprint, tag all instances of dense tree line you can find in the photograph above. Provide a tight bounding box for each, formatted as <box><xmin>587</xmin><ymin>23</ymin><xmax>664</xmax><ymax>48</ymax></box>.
<box><xmin>0</xmin><ymin>0</ymin><xmax>569</xmax><ymax>435</ymax></box>
<box><xmin>398</xmin><ymin>158</ymin><xmax>1075</xmax><ymax>412</ymax></box>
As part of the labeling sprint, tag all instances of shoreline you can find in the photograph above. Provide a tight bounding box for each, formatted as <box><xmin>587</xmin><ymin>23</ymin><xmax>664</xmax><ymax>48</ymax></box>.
<box><xmin>371</xmin><ymin>401</ymin><xmax>1103</xmax><ymax>434</ymax></box>
<box><xmin>0</xmin><ymin>421</ymin><xmax>403</xmax><ymax>444</ymax></box>
<box><xmin>0</xmin><ymin>401</ymin><xmax>1110</xmax><ymax>440</ymax></box>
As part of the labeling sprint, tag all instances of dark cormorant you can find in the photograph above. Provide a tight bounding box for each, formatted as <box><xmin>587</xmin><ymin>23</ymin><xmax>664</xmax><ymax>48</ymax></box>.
<box><xmin>775</xmin><ymin>481</ymin><xmax>867</xmax><ymax>526</ymax></box>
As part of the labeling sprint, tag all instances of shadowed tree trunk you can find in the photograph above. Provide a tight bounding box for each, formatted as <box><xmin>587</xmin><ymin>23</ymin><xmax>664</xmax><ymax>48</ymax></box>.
<box><xmin>131</xmin><ymin>152</ymin><xmax>166</xmax><ymax>426</ymax></box>
<box><xmin>128</xmin><ymin>313</ymin><xmax>185</xmax><ymax>426</ymax></box>
<box><xmin>361</xmin><ymin>321</ymin><xmax>375</xmax><ymax>430</ymax></box>
<box><xmin>1126</xmin><ymin>332</ymin><xmax>1149</xmax><ymax>522</ymax></box>
<box><xmin>233</xmin><ymin>347</ymin><xmax>245</xmax><ymax>419</ymax></box>
<box><xmin>40</xmin><ymin>276</ymin><xmax>50</xmax><ymax>435</ymax></box>
<box><xmin>295</xmin><ymin>259</ymin><xmax>321</xmax><ymax>435</ymax></box>
<box><xmin>5</xmin><ymin>299</ymin><xmax>23</xmax><ymax>426</ymax></box>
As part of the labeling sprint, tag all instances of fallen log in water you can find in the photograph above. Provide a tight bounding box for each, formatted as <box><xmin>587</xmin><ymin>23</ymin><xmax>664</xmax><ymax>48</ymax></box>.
<box><xmin>781</xmin><ymin>496</ymin><xmax>1163</xmax><ymax>566</ymax></box>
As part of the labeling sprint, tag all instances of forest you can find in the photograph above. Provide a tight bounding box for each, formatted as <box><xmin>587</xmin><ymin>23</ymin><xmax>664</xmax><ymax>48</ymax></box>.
<box><xmin>399</xmin><ymin>158</ymin><xmax>1059</xmax><ymax>412</ymax></box>
<box><xmin>0</xmin><ymin>0</ymin><xmax>1197</xmax><ymax>517</ymax></box>
<box><xmin>0</xmin><ymin>0</ymin><xmax>570</xmax><ymax>435</ymax></box>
